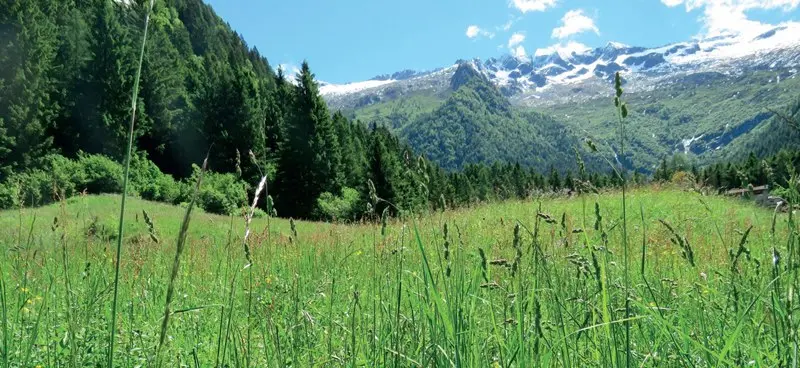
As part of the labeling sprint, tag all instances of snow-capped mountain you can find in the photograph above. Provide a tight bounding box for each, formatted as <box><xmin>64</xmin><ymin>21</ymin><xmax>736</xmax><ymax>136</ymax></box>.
<box><xmin>321</xmin><ymin>23</ymin><xmax>800</xmax><ymax>110</ymax></box>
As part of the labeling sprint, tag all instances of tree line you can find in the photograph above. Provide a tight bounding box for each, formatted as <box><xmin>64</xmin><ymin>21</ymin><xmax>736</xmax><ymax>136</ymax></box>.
<box><xmin>0</xmin><ymin>0</ymin><xmax>625</xmax><ymax>220</ymax></box>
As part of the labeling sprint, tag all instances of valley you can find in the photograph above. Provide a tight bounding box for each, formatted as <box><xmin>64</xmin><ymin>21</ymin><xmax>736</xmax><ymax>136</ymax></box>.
<box><xmin>323</xmin><ymin>26</ymin><xmax>800</xmax><ymax>171</ymax></box>
<box><xmin>1</xmin><ymin>0</ymin><xmax>800</xmax><ymax>366</ymax></box>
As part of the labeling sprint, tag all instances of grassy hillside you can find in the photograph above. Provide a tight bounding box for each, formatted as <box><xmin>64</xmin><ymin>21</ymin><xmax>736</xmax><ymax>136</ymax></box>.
<box><xmin>0</xmin><ymin>187</ymin><xmax>796</xmax><ymax>366</ymax></box>
<box><xmin>347</xmin><ymin>90</ymin><xmax>447</xmax><ymax>131</ymax></box>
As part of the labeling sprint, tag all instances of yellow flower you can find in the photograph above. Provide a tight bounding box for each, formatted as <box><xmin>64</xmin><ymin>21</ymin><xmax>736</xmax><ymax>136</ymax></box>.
<box><xmin>265</xmin><ymin>277</ymin><xmax>272</xmax><ymax>285</ymax></box>
<box><xmin>35</xmin><ymin>365</ymin><xmax>43</xmax><ymax>368</ymax></box>
<box><xmin>20</xmin><ymin>287</ymin><xmax>29</xmax><ymax>293</ymax></box>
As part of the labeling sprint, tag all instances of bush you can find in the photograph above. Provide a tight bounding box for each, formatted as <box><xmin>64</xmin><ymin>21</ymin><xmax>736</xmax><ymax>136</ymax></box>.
<box><xmin>130</xmin><ymin>154</ymin><xmax>181</xmax><ymax>203</ymax></box>
<box><xmin>76</xmin><ymin>153</ymin><xmax>124</xmax><ymax>194</ymax></box>
<box><xmin>186</xmin><ymin>165</ymin><xmax>248</xmax><ymax>216</ymax></box>
<box><xmin>45</xmin><ymin>154</ymin><xmax>84</xmax><ymax>198</ymax></box>
<box><xmin>315</xmin><ymin>187</ymin><xmax>362</xmax><ymax>221</ymax></box>
<box><xmin>239</xmin><ymin>206</ymin><xmax>268</xmax><ymax>218</ymax></box>
<box><xmin>0</xmin><ymin>155</ymin><xmax>83</xmax><ymax>209</ymax></box>
<box><xmin>14</xmin><ymin>170</ymin><xmax>55</xmax><ymax>207</ymax></box>
<box><xmin>0</xmin><ymin>153</ymin><xmax>248</xmax><ymax>214</ymax></box>
<box><xmin>0</xmin><ymin>180</ymin><xmax>20</xmax><ymax>209</ymax></box>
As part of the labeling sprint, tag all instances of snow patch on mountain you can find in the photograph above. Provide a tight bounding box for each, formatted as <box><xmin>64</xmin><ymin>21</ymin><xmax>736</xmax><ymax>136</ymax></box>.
<box><xmin>319</xmin><ymin>79</ymin><xmax>398</xmax><ymax>96</ymax></box>
<box><xmin>320</xmin><ymin>22</ymin><xmax>800</xmax><ymax>109</ymax></box>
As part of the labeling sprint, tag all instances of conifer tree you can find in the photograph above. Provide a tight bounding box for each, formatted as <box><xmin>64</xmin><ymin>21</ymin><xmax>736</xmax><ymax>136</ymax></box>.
<box><xmin>276</xmin><ymin>62</ymin><xmax>341</xmax><ymax>218</ymax></box>
<box><xmin>74</xmin><ymin>0</ymin><xmax>136</xmax><ymax>159</ymax></box>
<box><xmin>549</xmin><ymin>166</ymin><xmax>561</xmax><ymax>191</ymax></box>
<box><xmin>0</xmin><ymin>0</ymin><xmax>59</xmax><ymax>175</ymax></box>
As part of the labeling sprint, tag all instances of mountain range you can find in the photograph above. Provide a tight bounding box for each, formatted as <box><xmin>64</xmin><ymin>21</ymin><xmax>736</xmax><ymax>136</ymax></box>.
<box><xmin>318</xmin><ymin>24</ymin><xmax>800</xmax><ymax>172</ymax></box>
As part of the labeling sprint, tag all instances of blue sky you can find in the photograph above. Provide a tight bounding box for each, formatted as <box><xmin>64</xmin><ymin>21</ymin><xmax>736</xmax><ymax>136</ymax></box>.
<box><xmin>205</xmin><ymin>0</ymin><xmax>800</xmax><ymax>84</ymax></box>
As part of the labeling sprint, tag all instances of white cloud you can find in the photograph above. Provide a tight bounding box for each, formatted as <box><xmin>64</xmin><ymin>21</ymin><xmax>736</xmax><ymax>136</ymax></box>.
<box><xmin>534</xmin><ymin>41</ymin><xmax>592</xmax><ymax>58</ymax></box>
<box><xmin>277</xmin><ymin>63</ymin><xmax>301</xmax><ymax>84</ymax></box>
<box><xmin>508</xmin><ymin>32</ymin><xmax>526</xmax><ymax>48</ymax></box>
<box><xmin>466</xmin><ymin>25</ymin><xmax>495</xmax><ymax>39</ymax></box>
<box><xmin>510</xmin><ymin>0</ymin><xmax>558</xmax><ymax>13</ymax></box>
<box><xmin>466</xmin><ymin>25</ymin><xmax>480</xmax><ymax>38</ymax></box>
<box><xmin>662</xmin><ymin>0</ymin><xmax>800</xmax><ymax>36</ymax></box>
<box><xmin>505</xmin><ymin>33</ymin><xmax>528</xmax><ymax>58</ymax></box>
<box><xmin>502</xmin><ymin>19</ymin><xmax>516</xmax><ymax>31</ymax></box>
<box><xmin>551</xmin><ymin>9</ymin><xmax>599</xmax><ymax>39</ymax></box>
<box><xmin>278</xmin><ymin>63</ymin><xmax>300</xmax><ymax>76</ymax></box>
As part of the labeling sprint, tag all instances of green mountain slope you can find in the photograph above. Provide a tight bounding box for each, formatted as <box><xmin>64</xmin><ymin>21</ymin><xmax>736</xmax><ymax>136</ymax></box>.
<box><xmin>539</xmin><ymin>71</ymin><xmax>800</xmax><ymax>170</ymax></box>
<box><xmin>348</xmin><ymin>67</ymin><xmax>800</xmax><ymax>172</ymax></box>
<box><xmin>399</xmin><ymin>64</ymin><xmax>594</xmax><ymax>172</ymax></box>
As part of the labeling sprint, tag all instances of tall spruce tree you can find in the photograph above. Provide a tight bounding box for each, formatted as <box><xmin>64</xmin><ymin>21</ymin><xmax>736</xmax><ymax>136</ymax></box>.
<box><xmin>73</xmin><ymin>0</ymin><xmax>136</xmax><ymax>159</ymax></box>
<box><xmin>0</xmin><ymin>0</ymin><xmax>59</xmax><ymax>175</ymax></box>
<box><xmin>275</xmin><ymin>62</ymin><xmax>341</xmax><ymax>218</ymax></box>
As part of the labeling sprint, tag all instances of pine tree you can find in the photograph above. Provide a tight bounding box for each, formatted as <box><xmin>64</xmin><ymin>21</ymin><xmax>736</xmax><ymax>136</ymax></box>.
<box><xmin>137</xmin><ymin>1</ymin><xmax>192</xmax><ymax>173</ymax></box>
<box><xmin>549</xmin><ymin>166</ymin><xmax>561</xmax><ymax>191</ymax></box>
<box><xmin>73</xmin><ymin>0</ymin><xmax>136</xmax><ymax>159</ymax></box>
<box><xmin>49</xmin><ymin>0</ymin><xmax>91</xmax><ymax>157</ymax></box>
<box><xmin>275</xmin><ymin>61</ymin><xmax>340</xmax><ymax>218</ymax></box>
<box><xmin>368</xmin><ymin>127</ymin><xmax>401</xmax><ymax>216</ymax></box>
<box><xmin>333</xmin><ymin>111</ymin><xmax>367</xmax><ymax>189</ymax></box>
<box><xmin>657</xmin><ymin>157</ymin><xmax>669</xmax><ymax>181</ymax></box>
<box><xmin>564</xmin><ymin>171</ymin><xmax>575</xmax><ymax>191</ymax></box>
<box><xmin>0</xmin><ymin>0</ymin><xmax>59</xmax><ymax>175</ymax></box>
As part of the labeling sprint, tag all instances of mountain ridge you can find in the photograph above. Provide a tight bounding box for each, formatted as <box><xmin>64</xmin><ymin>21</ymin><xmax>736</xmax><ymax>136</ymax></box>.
<box><xmin>321</xmin><ymin>23</ymin><xmax>800</xmax><ymax>110</ymax></box>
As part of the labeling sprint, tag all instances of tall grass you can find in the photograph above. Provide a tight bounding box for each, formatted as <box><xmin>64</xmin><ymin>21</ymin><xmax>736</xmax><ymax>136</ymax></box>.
<box><xmin>613</xmin><ymin>72</ymin><xmax>632</xmax><ymax>368</ymax></box>
<box><xmin>0</xmin><ymin>31</ymin><xmax>798</xmax><ymax>366</ymax></box>
<box><xmin>107</xmin><ymin>0</ymin><xmax>155</xmax><ymax>366</ymax></box>
<box><xmin>155</xmin><ymin>156</ymin><xmax>207</xmax><ymax>366</ymax></box>
<box><xmin>1</xmin><ymin>184</ymin><xmax>798</xmax><ymax>366</ymax></box>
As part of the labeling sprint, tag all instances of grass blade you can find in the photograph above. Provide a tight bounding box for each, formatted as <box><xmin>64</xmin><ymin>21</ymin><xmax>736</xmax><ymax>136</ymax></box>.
<box><xmin>107</xmin><ymin>0</ymin><xmax>155</xmax><ymax>366</ymax></box>
<box><xmin>155</xmin><ymin>155</ymin><xmax>208</xmax><ymax>366</ymax></box>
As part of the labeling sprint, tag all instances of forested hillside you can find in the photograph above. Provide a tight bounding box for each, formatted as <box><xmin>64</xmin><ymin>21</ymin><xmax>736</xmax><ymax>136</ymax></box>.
<box><xmin>0</xmin><ymin>0</ymin><xmax>623</xmax><ymax>220</ymax></box>
<box><xmin>0</xmin><ymin>0</ymin><xmax>275</xmax><ymax>177</ymax></box>
<box><xmin>402</xmin><ymin>64</ymin><xmax>597</xmax><ymax>172</ymax></box>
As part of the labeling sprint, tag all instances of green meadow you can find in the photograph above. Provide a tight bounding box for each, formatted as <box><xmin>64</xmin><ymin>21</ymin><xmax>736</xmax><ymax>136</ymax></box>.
<box><xmin>0</xmin><ymin>187</ymin><xmax>795</xmax><ymax>367</ymax></box>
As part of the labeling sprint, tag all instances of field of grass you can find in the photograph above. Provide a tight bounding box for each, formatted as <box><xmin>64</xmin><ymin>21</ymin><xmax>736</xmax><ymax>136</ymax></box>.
<box><xmin>0</xmin><ymin>187</ymin><xmax>796</xmax><ymax>367</ymax></box>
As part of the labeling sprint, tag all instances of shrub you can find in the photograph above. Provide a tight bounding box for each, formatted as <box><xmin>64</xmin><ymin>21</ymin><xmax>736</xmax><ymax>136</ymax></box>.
<box><xmin>239</xmin><ymin>206</ymin><xmax>268</xmax><ymax>219</ymax></box>
<box><xmin>76</xmin><ymin>153</ymin><xmax>124</xmax><ymax>194</ymax></box>
<box><xmin>0</xmin><ymin>155</ymin><xmax>84</xmax><ymax>210</ymax></box>
<box><xmin>130</xmin><ymin>154</ymin><xmax>181</xmax><ymax>203</ymax></box>
<box><xmin>0</xmin><ymin>180</ymin><xmax>20</xmax><ymax>209</ymax></box>
<box><xmin>671</xmin><ymin>170</ymin><xmax>695</xmax><ymax>188</ymax></box>
<box><xmin>316</xmin><ymin>187</ymin><xmax>362</xmax><ymax>221</ymax></box>
<box><xmin>14</xmin><ymin>170</ymin><xmax>55</xmax><ymax>207</ymax></box>
<box><xmin>186</xmin><ymin>164</ymin><xmax>248</xmax><ymax>216</ymax></box>
<box><xmin>45</xmin><ymin>154</ymin><xmax>83</xmax><ymax>198</ymax></box>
